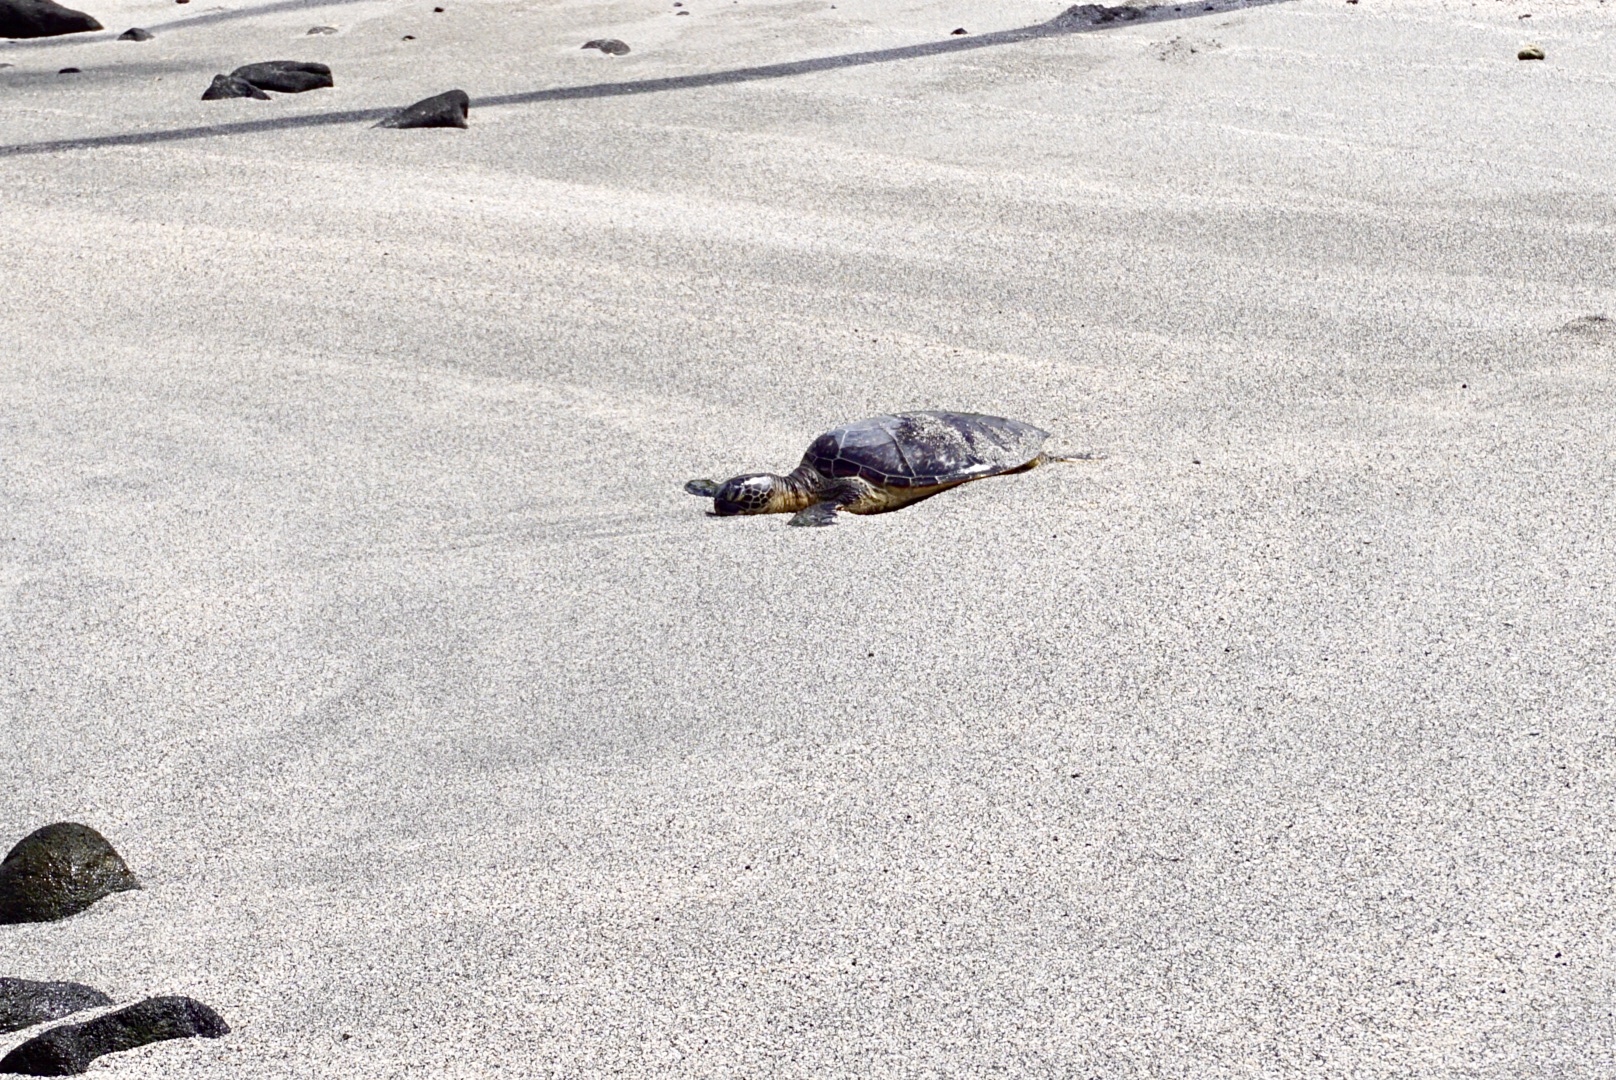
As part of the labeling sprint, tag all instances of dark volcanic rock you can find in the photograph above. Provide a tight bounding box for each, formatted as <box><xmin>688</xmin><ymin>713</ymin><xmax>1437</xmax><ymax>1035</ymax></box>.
<box><xmin>230</xmin><ymin>60</ymin><xmax>333</xmax><ymax>93</ymax></box>
<box><xmin>117</xmin><ymin>26</ymin><xmax>149</xmax><ymax>39</ymax></box>
<box><xmin>1049</xmin><ymin>3</ymin><xmax>1148</xmax><ymax>27</ymax></box>
<box><xmin>376</xmin><ymin>88</ymin><xmax>469</xmax><ymax>129</ymax></box>
<box><xmin>0</xmin><ymin>0</ymin><xmax>102</xmax><ymax>39</ymax></box>
<box><xmin>0</xmin><ymin>824</ymin><xmax>140</xmax><ymax>925</ymax></box>
<box><xmin>581</xmin><ymin>38</ymin><xmax>629</xmax><ymax>55</ymax></box>
<box><xmin>0</xmin><ymin>980</ymin><xmax>112</xmax><ymax>1035</ymax></box>
<box><xmin>0</xmin><ymin>996</ymin><xmax>228</xmax><ymax>1075</ymax></box>
<box><xmin>56</xmin><ymin>66</ymin><xmax>78</xmax><ymax>73</ymax></box>
<box><xmin>201</xmin><ymin>73</ymin><xmax>269</xmax><ymax>99</ymax></box>
<box><xmin>1518</xmin><ymin>45</ymin><xmax>1544</xmax><ymax>60</ymax></box>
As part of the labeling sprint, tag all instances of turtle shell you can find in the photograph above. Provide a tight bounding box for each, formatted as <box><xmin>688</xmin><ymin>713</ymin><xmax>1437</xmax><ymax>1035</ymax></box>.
<box><xmin>800</xmin><ymin>411</ymin><xmax>1050</xmax><ymax>489</ymax></box>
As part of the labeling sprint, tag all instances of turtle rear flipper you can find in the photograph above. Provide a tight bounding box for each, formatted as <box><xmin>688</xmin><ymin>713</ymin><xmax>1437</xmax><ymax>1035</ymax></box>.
<box><xmin>684</xmin><ymin>479</ymin><xmax>721</xmax><ymax>497</ymax></box>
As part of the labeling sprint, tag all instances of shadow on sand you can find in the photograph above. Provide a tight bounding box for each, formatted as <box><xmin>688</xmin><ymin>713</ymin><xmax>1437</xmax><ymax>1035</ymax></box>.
<box><xmin>0</xmin><ymin>0</ymin><xmax>1292</xmax><ymax>159</ymax></box>
<box><xmin>1</xmin><ymin>0</ymin><xmax>376</xmax><ymax>48</ymax></box>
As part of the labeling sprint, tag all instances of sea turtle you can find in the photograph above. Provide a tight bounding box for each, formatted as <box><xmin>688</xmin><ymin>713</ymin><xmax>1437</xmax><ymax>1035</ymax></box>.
<box><xmin>685</xmin><ymin>410</ymin><xmax>1096</xmax><ymax>526</ymax></box>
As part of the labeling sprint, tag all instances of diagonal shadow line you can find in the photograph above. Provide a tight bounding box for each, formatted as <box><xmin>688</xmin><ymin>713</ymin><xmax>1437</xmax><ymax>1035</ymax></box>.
<box><xmin>0</xmin><ymin>0</ymin><xmax>1293</xmax><ymax>159</ymax></box>
<box><xmin>159</xmin><ymin>0</ymin><xmax>377</xmax><ymax>32</ymax></box>
<box><xmin>1</xmin><ymin>0</ymin><xmax>377</xmax><ymax>47</ymax></box>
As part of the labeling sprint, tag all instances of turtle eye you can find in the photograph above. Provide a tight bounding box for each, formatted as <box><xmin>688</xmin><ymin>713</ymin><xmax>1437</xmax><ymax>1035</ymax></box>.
<box><xmin>713</xmin><ymin>475</ymin><xmax>772</xmax><ymax>515</ymax></box>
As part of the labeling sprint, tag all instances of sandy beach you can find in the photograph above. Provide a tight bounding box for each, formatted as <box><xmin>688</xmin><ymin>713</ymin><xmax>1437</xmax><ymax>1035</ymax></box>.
<box><xmin>3</xmin><ymin>0</ymin><xmax>1615</xmax><ymax>1074</ymax></box>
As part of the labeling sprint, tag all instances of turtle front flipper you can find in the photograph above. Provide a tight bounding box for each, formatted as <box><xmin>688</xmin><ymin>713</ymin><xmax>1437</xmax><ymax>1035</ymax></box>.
<box><xmin>786</xmin><ymin>477</ymin><xmax>871</xmax><ymax>526</ymax></box>
<box><xmin>787</xmin><ymin>501</ymin><xmax>842</xmax><ymax>527</ymax></box>
<box><xmin>685</xmin><ymin>479</ymin><xmax>721</xmax><ymax>497</ymax></box>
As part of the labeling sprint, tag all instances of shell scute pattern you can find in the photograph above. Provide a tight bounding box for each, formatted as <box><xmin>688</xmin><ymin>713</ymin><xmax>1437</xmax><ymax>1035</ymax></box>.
<box><xmin>802</xmin><ymin>412</ymin><xmax>1049</xmax><ymax>489</ymax></box>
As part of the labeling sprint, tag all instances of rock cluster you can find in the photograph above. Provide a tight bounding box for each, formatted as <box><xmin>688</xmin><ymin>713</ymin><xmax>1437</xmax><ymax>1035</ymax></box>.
<box><xmin>0</xmin><ymin>996</ymin><xmax>229</xmax><ymax>1076</ymax></box>
<box><xmin>0</xmin><ymin>824</ymin><xmax>228</xmax><ymax>1075</ymax></box>
<box><xmin>201</xmin><ymin>60</ymin><xmax>333</xmax><ymax>100</ymax></box>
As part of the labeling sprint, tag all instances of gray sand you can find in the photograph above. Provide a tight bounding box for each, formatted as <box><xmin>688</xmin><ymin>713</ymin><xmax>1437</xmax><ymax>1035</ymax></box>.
<box><xmin>3</xmin><ymin>0</ymin><xmax>1614</xmax><ymax>1075</ymax></box>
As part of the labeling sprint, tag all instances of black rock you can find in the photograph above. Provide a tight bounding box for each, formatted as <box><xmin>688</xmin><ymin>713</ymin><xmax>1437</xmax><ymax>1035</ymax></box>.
<box><xmin>56</xmin><ymin>66</ymin><xmax>78</xmax><ymax>73</ymax></box>
<box><xmin>201</xmin><ymin>73</ymin><xmax>269</xmax><ymax>100</ymax></box>
<box><xmin>581</xmin><ymin>38</ymin><xmax>629</xmax><ymax>55</ymax></box>
<box><xmin>117</xmin><ymin>26</ymin><xmax>149</xmax><ymax>39</ymax></box>
<box><xmin>0</xmin><ymin>996</ymin><xmax>228</xmax><ymax>1076</ymax></box>
<box><xmin>306</xmin><ymin>24</ymin><xmax>336</xmax><ymax>34</ymax></box>
<box><xmin>0</xmin><ymin>980</ymin><xmax>112</xmax><ymax>1036</ymax></box>
<box><xmin>229</xmin><ymin>60</ymin><xmax>333</xmax><ymax>93</ymax></box>
<box><xmin>0</xmin><ymin>0</ymin><xmax>102</xmax><ymax>39</ymax></box>
<box><xmin>0</xmin><ymin>824</ymin><xmax>140</xmax><ymax>925</ymax></box>
<box><xmin>1050</xmin><ymin>3</ymin><xmax>1148</xmax><ymax>27</ymax></box>
<box><xmin>950</xmin><ymin>26</ymin><xmax>966</xmax><ymax>34</ymax></box>
<box><xmin>1518</xmin><ymin>45</ymin><xmax>1544</xmax><ymax>60</ymax></box>
<box><xmin>376</xmin><ymin>88</ymin><xmax>469</xmax><ymax>129</ymax></box>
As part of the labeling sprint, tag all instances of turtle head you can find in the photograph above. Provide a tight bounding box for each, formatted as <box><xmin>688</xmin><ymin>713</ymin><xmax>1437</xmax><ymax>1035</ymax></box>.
<box><xmin>710</xmin><ymin>473</ymin><xmax>782</xmax><ymax>516</ymax></box>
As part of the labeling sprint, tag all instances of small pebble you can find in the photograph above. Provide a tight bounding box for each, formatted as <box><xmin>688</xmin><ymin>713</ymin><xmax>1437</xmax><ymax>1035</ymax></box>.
<box><xmin>307</xmin><ymin>25</ymin><xmax>337</xmax><ymax>34</ymax></box>
<box><xmin>582</xmin><ymin>38</ymin><xmax>630</xmax><ymax>55</ymax></box>
<box><xmin>1518</xmin><ymin>45</ymin><xmax>1544</xmax><ymax>60</ymax></box>
<box><xmin>402</xmin><ymin>34</ymin><xmax>415</xmax><ymax>40</ymax></box>
<box><xmin>951</xmin><ymin>26</ymin><xmax>966</xmax><ymax>34</ymax></box>
<box><xmin>57</xmin><ymin>66</ymin><xmax>80</xmax><ymax>73</ymax></box>
<box><xmin>118</xmin><ymin>26</ymin><xmax>153</xmax><ymax>40</ymax></box>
